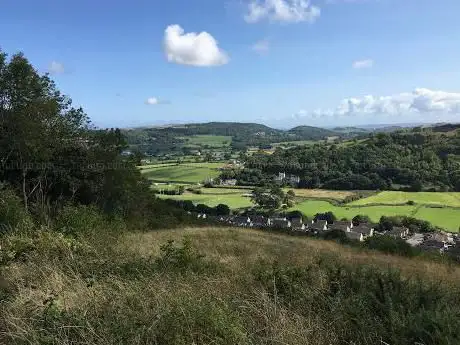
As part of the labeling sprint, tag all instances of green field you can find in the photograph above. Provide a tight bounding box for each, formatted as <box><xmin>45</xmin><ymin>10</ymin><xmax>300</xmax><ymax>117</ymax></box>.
<box><xmin>158</xmin><ymin>193</ymin><xmax>254</xmax><ymax>209</ymax></box>
<box><xmin>292</xmin><ymin>200</ymin><xmax>417</xmax><ymax>223</ymax></box>
<box><xmin>271</xmin><ymin>140</ymin><xmax>319</xmax><ymax>147</ymax></box>
<box><xmin>413</xmin><ymin>207</ymin><xmax>460</xmax><ymax>232</ymax></box>
<box><xmin>142</xmin><ymin>163</ymin><xmax>223</xmax><ymax>183</ymax></box>
<box><xmin>181</xmin><ymin>135</ymin><xmax>232</xmax><ymax>148</ymax></box>
<box><xmin>292</xmin><ymin>200</ymin><xmax>459</xmax><ymax>232</ymax></box>
<box><xmin>157</xmin><ymin>188</ymin><xmax>460</xmax><ymax>231</ymax></box>
<box><xmin>350</xmin><ymin>191</ymin><xmax>460</xmax><ymax>207</ymax></box>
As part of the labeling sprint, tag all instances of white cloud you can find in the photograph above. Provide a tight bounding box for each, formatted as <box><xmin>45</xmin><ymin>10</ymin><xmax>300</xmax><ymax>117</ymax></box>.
<box><xmin>295</xmin><ymin>88</ymin><xmax>460</xmax><ymax>118</ymax></box>
<box><xmin>252</xmin><ymin>39</ymin><xmax>270</xmax><ymax>53</ymax></box>
<box><xmin>145</xmin><ymin>97</ymin><xmax>170</xmax><ymax>105</ymax></box>
<box><xmin>163</xmin><ymin>24</ymin><xmax>229</xmax><ymax>67</ymax></box>
<box><xmin>145</xmin><ymin>97</ymin><xmax>159</xmax><ymax>105</ymax></box>
<box><xmin>352</xmin><ymin>59</ymin><xmax>374</xmax><ymax>69</ymax></box>
<box><xmin>245</xmin><ymin>0</ymin><xmax>321</xmax><ymax>23</ymax></box>
<box><xmin>48</xmin><ymin>61</ymin><xmax>65</xmax><ymax>74</ymax></box>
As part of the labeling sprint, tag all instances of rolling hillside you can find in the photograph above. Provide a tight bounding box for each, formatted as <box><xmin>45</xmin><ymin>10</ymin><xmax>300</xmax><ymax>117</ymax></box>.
<box><xmin>2</xmin><ymin>227</ymin><xmax>460</xmax><ymax>345</ymax></box>
<box><xmin>123</xmin><ymin>122</ymin><xmax>348</xmax><ymax>155</ymax></box>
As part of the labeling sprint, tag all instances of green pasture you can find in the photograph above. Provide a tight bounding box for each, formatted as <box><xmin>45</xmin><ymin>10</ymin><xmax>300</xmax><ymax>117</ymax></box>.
<box><xmin>159</xmin><ymin>190</ymin><xmax>459</xmax><ymax>231</ymax></box>
<box><xmin>292</xmin><ymin>200</ymin><xmax>417</xmax><ymax>223</ymax></box>
<box><xmin>271</xmin><ymin>140</ymin><xmax>319</xmax><ymax>147</ymax></box>
<box><xmin>182</xmin><ymin>135</ymin><xmax>232</xmax><ymax>147</ymax></box>
<box><xmin>349</xmin><ymin>191</ymin><xmax>460</xmax><ymax>208</ymax></box>
<box><xmin>141</xmin><ymin>163</ymin><xmax>222</xmax><ymax>183</ymax></box>
<box><xmin>413</xmin><ymin>207</ymin><xmax>460</xmax><ymax>232</ymax></box>
<box><xmin>292</xmin><ymin>200</ymin><xmax>459</xmax><ymax>232</ymax></box>
<box><xmin>158</xmin><ymin>193</ymin><xmax>254</xmax><ymax>209</ymax></box>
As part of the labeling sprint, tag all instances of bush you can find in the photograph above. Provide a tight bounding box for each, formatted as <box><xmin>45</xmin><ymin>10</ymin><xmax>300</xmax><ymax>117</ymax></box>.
<box><xmin>155</xmin><ymin>238</ymin><xmax>213</xmax><ymax>274</ymax></box>
<box><xmin>55</xmin><ymin>205</ymin><xmax>107</xmax><ymax>237</ymax></box>
<box><xmin>0</xmin><ymin>188</ymin><xmax>33</xmax><ymax>234</ymax></box>
<box><xmin>364</xmin><ymin>235</ymin><xmax>418</xmax><ymax>257</ymax></box>
<box><xmin>254</xmin><ymin>256</ymin><xmax>460</xmax><ymax>345</ymax></box>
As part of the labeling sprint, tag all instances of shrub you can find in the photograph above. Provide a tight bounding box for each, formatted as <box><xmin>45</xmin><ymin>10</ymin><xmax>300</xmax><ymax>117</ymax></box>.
<box><xmin>254</xmin><ymin>256</ymin><xmax>460</xmax><ymax>345</ymax></box>
<box><xmin>55</xmin><ymin>205</ymin><xmax>106</xmax><ymax>237</ymax></box>
<box><xmin>0</xmin><ymin>188</ymin><xmax>33</xmax><ymax>234</ymax></box>
<box><xmin>364</xmin><ymin>235</ymin><xmax>418</xmax><ymax>257</ymax></box>
<box><xmin>155</xmin><ymin>238</ymin><xmax>214</xmax><ymax>274</ymax></box>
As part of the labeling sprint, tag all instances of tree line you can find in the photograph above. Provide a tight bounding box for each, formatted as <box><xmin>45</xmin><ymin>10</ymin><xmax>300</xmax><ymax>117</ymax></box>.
<box><xmin>0</xmin><ymin>50</ymin><xmax>192</xmax><ymax>231</ymax></box>
<box><xmin>235</xmin><ymin>131</ymin><xmax>460</xmax><ymax>191</ymax></box>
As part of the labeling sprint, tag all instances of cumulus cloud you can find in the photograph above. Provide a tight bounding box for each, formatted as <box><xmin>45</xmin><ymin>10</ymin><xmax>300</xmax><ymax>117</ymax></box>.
<box><xmin>48</xmin><ymin>61</ymin><xmax>65</xmax><ymax>74</ymax></box>
<box><xmin>352</xmin><ymin>59</ymin><xmax>374</xmax><ymax>69</ymax></box>
<box><xmin>245</xmin><ymin>0</ymin><xmax>321</xmax><ymax>23</ymax></box>
<box><xmin>295</xmin><ymin>88</ymin><xmax>460</xmax><ymax>118</ymax></box>
<box><xmin>251</xmin><ymin>39</ymin><xmax>270</xmax><ymax>53</ymax></box>
<box><xmin>145</xmin><ymin>97</ymin><xmax>159</xmax><ymax>105</ymax></box>
<box><xmin>163</xmin><ymin>24</ymin><xmax>229</xmax><ymax>67</ymax></box>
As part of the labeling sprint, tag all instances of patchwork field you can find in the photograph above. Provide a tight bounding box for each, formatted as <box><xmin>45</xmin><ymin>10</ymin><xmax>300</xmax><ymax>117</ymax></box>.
<box><xmin>292</xmin><ymin>200</ymin><xmax>418</xmax><ymax>223</ymax></box>
<box><xmin>289</xmin><ymin>189</ymin><xmax>359</xmax><ymax>201</ymax></box>
<box><xmin>158</xmin><ymin>193</ymin><xmax>254</xmax><ymax>209</ymax></box>
<box><xmin>157</xmin><ymin>188</ymin><xmax>460</xmax><ymax>231</ymax></box>
<box><xmin>140</xmin><ymin>163</ymin><xmax>460</xmax><ymax>232</ymax></box>
<box><xmin>141</xmin><ymin>163</ymin><xmax>224</xmax><ymax>183</ymax></box>
<box><xmin>350</xmin><ymin>191</ymin><xmax>460</xmax><ymax>207</ymax></box>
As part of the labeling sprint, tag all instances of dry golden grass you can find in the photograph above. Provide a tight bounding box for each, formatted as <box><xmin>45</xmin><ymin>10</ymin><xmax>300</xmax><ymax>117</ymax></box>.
<box><xmin>289</xmin><ymin>189</ymin><xmax>358</xmax><ymax>200</ymax></box>
<box><xmin>120</xmin><ymin>227</ymin><xmax>460</xmax><ymax>284</ymax></box>
<box><xmin>2</xmin><ymin>227</ymin><xmax>460</xmax><ymax>345</ymax></box>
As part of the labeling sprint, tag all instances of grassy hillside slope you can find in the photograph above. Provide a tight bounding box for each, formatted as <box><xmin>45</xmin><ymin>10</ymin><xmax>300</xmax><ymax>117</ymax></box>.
<box><xmin>1</xmin><ymin>227</ymin><xmax>460</xmax><ymax>345</ymax></box>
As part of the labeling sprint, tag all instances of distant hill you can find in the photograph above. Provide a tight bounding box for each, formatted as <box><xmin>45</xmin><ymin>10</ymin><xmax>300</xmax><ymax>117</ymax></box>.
<box><xmin>287</xmin><ymin>126</ymin><xmax>339</xmax><ymax>140</ymax></box>
<box><xmin>123</xmin><ymin>122</ymin><xmax>346</xmax><ymax>155</ymax></box>
<box><xmin>332</xmin><ymin>126</ymin><xmax>370</xmax><ymax>134</ymax></box>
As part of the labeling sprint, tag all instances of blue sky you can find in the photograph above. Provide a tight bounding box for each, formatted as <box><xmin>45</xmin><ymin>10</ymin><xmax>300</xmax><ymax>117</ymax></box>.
<box><xmin>2</xmin><ymin>0</ymin><xmax>460</xmax><ymax>128</ymax></box>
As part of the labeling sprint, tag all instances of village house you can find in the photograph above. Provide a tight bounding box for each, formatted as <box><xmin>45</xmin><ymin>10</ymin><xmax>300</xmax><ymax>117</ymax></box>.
<box><xmin>290</xmin><ymin>217</ymin><xmax>306</xmax><ymax>231</ymax></box>
<box><xmin>418</xmin><ymin>239</ymin><xmax>448</xmax><ymax>254</ymax></box>
<box><xmin>345</xmin><ymin>231</ymin><xmax>365</xmax><ymax>242</ymax></box>
<box><xmin>220</xmin><ymin>179</ymin><xmax>237</xmax><ymax>186</ymax></box>
<box><xmin>387</xmin><ymin>227</ymin><xmax>409</xmax><ymax>239</ymax></box>
<box><xmin>310</xmin><ymin>220</ymin><xmax>328</xmax><ymax>232</ymax></box>
<box><xmin>352</xmin><ymin>224</ymin><xmax>375</xmax><ymax>238</ymax></box>
<box><xmin>330</xmin><ymin>220</ymin><xmax>354</xmax><ymax>232</ymax></box>
<box><xmin>269</xmin><ymin>218</ymin><xmax>291</xmax><ymax>229</ymax></box>
<box><xmin>273</xmin><ymin>172</ymin><xmax>300</xmax><ymax>185</ymax></box>
<box><xmin>249</xmin><ymin>215</ymin><xmax>269</xmax><ymax>228</ymax></box>
<box><xmin>230</xmin><ymin>216</ymin><xmax>251</xmax><ymax>227</ymax></box>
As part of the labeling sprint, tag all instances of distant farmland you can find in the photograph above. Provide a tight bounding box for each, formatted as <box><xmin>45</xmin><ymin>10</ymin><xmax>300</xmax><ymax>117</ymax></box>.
<box><xmin>140</xmin><ymin>164</ymin><xmax>460</xmax><ymax>232</ymax></box>
<box><xmin>349</xmin><ymin>191</ymin><xmax>460</xmax><ymax>208</ymax></box>
<box><xmin>142</xmin><ymin>163</ymin><xmax>223</xmax><ymax>183</ymax></box>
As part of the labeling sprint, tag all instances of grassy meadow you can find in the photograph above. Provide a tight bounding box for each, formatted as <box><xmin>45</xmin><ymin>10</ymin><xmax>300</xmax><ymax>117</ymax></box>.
<box><xmin>2</xmin><ymin>227</ymin><xmax>460</xmax><ymax>345</ymax></box>
<box><xmin>182</xmin><ymin>135</ymin><xmax>232</xmax><ymax>147</ymax></box>
<box><xmin>158</xmin><ymin>193</ymin><xmax>254</xmax><ymax>209</ymax></box>
<box><xmin>141</xmin><ymin>163</ymin><xmax>223</xmax><ymax>183</ymax></box>
<box><xmin>350</xmin><ymin>191</ymin><xmax>460</xmax><ymax>207</ymax></box>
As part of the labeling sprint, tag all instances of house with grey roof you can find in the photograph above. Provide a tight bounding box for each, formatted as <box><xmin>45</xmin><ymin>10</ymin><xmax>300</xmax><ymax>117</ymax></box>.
<box><xmin>352</xmin><ymin>224</ymin><xmax>374</xmax><ymax>238</ymax></box>
<box><xmin>387</xmin><ymin>227</ymin><xmax>409</xmax><ymax>239</ymax></box>
<box><xmin>230</xmin><ymin>216</ymin><xmax>251</xmax><ymax>227</ymax></box>
<box><xmin>345</xmin><ymin>231</ymin><xmax>364</xmax><ymax>242</ymax></box>
<box><xmin>330</xmin><ymin>220</ymin><xmax>353</xmax><ymax>232</ymax></box>
<box><xmin>249</xmin><ymin>215</ymin><xmax>270</xmax><ymax>228</ymax></box>
<box><xmin>291</xmin><ymin>217</ymin><xmax>307</xmax><ymax>231</ymax></box>
<box><xmin>270</xmin><ymin>218</ymin><xmax>291</xmax><ymax>229</ymax></box>
<box><xmin>310</xmin><ymin>220</ymin><xmax>328</xmax><ymax>232</ymax></box>
<box><xmin>418</xmin><ymin>239</ymin><xmax>447</xmax><ymax>254</ymax></box>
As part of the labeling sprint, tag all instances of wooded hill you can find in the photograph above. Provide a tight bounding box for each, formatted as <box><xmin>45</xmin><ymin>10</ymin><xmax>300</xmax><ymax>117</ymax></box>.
<box><xmin>237</xmin><ymin>128</ymin><xmax>460</xmax><ymax>191</ymax></box>
<box><xmin>123</xmin><ymin>122</ymin><xmax>363</xmax><ymax>155</ymax></box>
